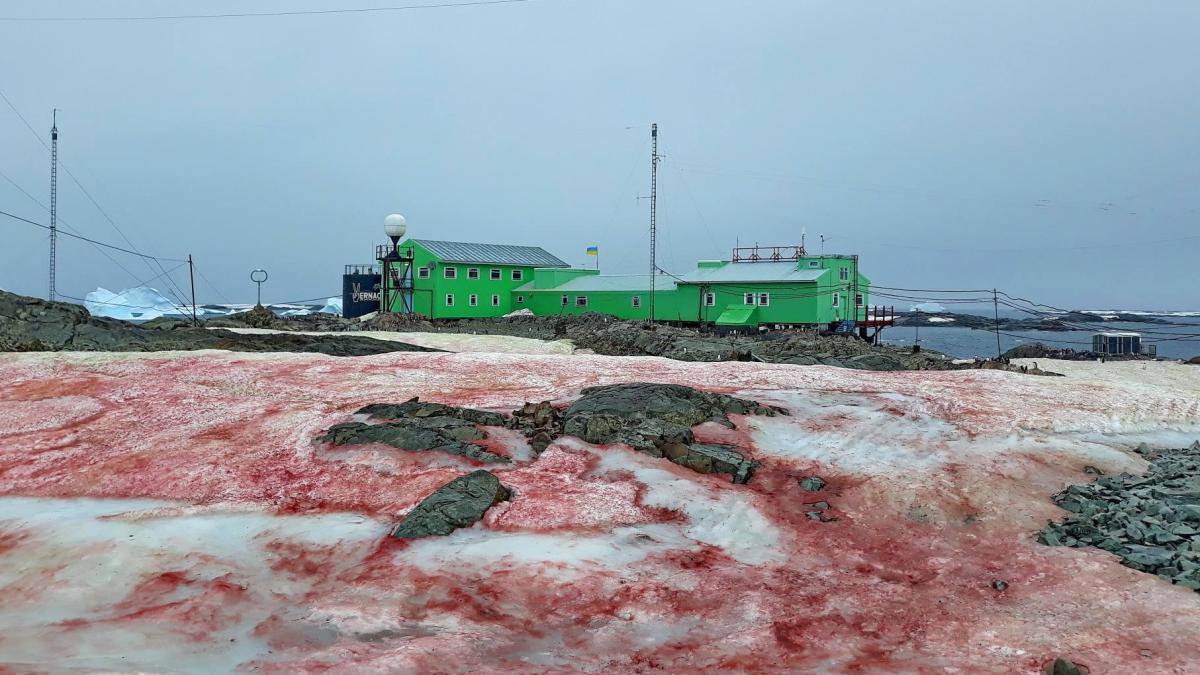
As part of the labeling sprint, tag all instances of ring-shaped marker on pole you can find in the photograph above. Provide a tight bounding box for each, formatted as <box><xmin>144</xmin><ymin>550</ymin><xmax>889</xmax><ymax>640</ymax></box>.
<box><xmin>250</xmin><ymin>269</ymin><xmax>269</xmax><ymax>306</ymax></box>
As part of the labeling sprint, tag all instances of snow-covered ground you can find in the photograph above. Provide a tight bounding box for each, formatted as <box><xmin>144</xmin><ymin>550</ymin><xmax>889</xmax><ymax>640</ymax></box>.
<box><xmin>1</xmin><ymin>351</ymin><xmax>1199</xmax><ymax>673</ymax></box>
<box><xmin>213</xmin><ymin>327</ymin><xmax>576</xmax><ymax>355</ymax></box>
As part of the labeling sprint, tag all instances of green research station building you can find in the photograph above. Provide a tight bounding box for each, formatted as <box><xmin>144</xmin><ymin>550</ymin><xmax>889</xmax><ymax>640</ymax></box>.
<box><xmin>372</xmin><ymin>239</ymin><xmax>881</xmax><ymax>331</ymax></box>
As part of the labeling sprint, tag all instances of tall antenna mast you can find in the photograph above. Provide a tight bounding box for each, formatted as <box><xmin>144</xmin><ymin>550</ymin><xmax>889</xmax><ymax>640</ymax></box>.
<box><xmin>649</xmin><ymin>123</ymin><xmax>661</xmax><ymax>322</ymax></box>
<box><xmin>48</xmin><ymin>109</ymin><xmax>59</xmax><ymax>301</ymax></box>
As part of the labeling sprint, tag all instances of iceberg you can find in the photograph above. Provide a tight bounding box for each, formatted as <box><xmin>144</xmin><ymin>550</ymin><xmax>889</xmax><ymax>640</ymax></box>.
<box><xmin>317</xmin><ymin>296</ymin><xmax>342</xmax><ymax>315</ymax></box>
<box><xmin>909</xmin><ymin>302</ymin><xmax>946</xmax><ymax>313</ymax></box>
<box><xmin>84</xmin><ymin>286</ymin><xmax>181</xmax><ymax>321</ymax></box>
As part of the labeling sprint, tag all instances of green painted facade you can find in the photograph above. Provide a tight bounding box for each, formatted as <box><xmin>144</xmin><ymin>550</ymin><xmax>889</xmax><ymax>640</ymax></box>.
<box><xmin>381</xmin><ymin>239</ymin><xmax>870</xmax><ymax>327</ymax></box>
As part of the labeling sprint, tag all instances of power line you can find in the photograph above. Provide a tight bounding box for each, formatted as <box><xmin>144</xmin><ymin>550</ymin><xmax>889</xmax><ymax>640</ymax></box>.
<box><xmin>0</xmin><ymin>208</ymin><xmax>187</xmax><ymax>262</ymax></box>
<box><xmin>0</xmin><ymin>0</ymin><xmax>534</xmax><ymax>22</ymax></box>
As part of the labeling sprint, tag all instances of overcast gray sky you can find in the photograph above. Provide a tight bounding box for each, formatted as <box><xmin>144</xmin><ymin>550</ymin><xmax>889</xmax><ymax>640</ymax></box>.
<box><xmin>1</xmin><ymin>0</ymin><xmax>1197</xmax><ymax>309</ymax></box>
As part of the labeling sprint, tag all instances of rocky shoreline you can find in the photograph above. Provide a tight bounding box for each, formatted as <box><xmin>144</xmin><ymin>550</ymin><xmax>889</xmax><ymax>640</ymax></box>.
<box><xmin>896</xmin><ymin>310</ymin><xmax>1176</xmax><ymax>331</ymax></box>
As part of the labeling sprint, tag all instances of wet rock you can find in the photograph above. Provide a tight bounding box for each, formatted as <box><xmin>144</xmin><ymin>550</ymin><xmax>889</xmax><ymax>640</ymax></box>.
<box><xmin>1045</xmin><ymin>657</ymin><xmax>1086</xmax><ymax>675</ymax></box>
<box><xmin>561</xmin><ymin>383</ymin><xmax>779</xmax><ymax>483</ymax></box>
<box><xmin>319</xmin><ymin>420</ymin><xmax>509</xmax><ymax>464</ymax></box>
<box><xmin>390</xmin><ymin>470</ymin><xmax>511</xmax><ymax>539</ymax></box>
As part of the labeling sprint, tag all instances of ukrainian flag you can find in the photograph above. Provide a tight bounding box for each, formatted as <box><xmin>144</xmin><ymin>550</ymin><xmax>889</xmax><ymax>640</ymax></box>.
<box><xmin>586</xmin><ymin>246</ymin><xmax>598</xmax><ymax>256</ymax></box>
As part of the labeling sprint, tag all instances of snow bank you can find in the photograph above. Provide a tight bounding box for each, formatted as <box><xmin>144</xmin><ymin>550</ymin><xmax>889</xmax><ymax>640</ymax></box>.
<box><xmin>84</xmin><ymin>286</ymin><xmax>180</xmax><ymax>320</ymax></box>
<box><xmin>3</xmin><ymin>352</ymin><xmax>1200</xmax><ymax>671</ymax></box>
<box><xmin>910</xmin><ymin>302</ymin><xmax>946</xmax><ymax>312</ymax></box>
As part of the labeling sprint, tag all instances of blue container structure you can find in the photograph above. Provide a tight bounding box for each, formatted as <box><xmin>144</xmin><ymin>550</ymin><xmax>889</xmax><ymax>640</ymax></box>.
<box><xmin>342</xmin><ymin>265</ymin><xmax>382</xmax><ymax>319</ymax></box>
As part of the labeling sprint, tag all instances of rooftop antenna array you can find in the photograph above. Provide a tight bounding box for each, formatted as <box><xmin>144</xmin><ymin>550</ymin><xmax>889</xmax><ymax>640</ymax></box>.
<box><xmin>48</xmin><ymin>110</ymin><xmax>58</xmax><ymax>301</ymax></box>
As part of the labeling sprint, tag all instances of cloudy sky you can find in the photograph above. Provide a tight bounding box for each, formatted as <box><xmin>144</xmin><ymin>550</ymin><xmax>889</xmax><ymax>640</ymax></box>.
<box><xmin>1</xmin><ymin>0</ymin><xmax>1197</xmax><ymax>309</ymax></box>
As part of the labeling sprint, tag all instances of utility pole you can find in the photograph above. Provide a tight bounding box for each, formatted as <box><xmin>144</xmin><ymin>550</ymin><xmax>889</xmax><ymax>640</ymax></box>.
<box><xmin>648</xmin><ymin>123</ymin><xmax>661</xmax><ymax>323</ymax></box>
<box><xmin>993</xmin><ymin>288</ymin><xmax>1002</xmax><ymax>359</ymax></box>
<box><xmin>48</xmin><ymin>110</ymin><xmax>58</xmax><ymax>301</ymax></box>
<box><xmin>188</xmin><ymin>255</ymin><xmax>198</xmax><ymax>326</ymax></box>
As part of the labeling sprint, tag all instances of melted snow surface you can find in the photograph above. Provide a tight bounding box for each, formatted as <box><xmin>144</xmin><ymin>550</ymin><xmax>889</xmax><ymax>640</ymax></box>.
<box><xmin>1</xmin><ymin>352</ymin><xmax>1199</xmax><ymax>672</ymax></box>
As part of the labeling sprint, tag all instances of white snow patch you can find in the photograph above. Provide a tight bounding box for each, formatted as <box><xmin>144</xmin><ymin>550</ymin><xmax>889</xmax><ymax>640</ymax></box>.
<box><xmin>927</xmin><ymin>317</ymin><xmax>955</xmax><ymax>323</ymax></box>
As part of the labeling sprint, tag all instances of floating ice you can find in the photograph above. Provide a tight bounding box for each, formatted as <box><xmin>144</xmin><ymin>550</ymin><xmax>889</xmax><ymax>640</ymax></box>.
<box><xmin>84</xmin><ymin>286</ymin><xmax>181</xmax><ymax>321</ymax></box>
<box><xmin>318</xmin><ymin>297</ymin><xmax>342</xmax><ymax>315</ymax></box>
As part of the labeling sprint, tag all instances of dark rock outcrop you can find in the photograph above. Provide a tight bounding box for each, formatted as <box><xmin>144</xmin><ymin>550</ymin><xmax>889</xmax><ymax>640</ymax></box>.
<box><xmin>1039</xmin><ymin>441</ymin><xmax>1200</xmax><ymax>591</ymax></box>
<box><xmin>391</xmin><ymin>470</ymin><xmax>511</xmax><ymax>539</ymax></box>
<box><xmin>0</xmin><ymin>289</ymin><xmax>437</xmax><ymax>356</ymax></box>
<box><xmin>358</xmin><ymin>398</ymin><xmax>508</xmax><ymax>427</ymax></box>
<box><xmin>562</xmin><ymin>383</ymin><xmax>783</xmax><ymax>483</ymax></box>
<box><xmin>508</xmin><ymin>401</ymin><xmax>565</xmax><ymax>454</ymax></box>
<box><xmin>320</xmin><ymin>419</ymin><xmax>509</xmax><ymax>464</ymax></box>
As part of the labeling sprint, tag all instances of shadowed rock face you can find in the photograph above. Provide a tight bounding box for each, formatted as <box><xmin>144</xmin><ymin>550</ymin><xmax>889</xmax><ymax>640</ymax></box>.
<box><xmin>391</xmin><ymin>470</ymin><xmax>512</xmax><ymax>538</ymax></box>
<box><xmin>0</xmin><ymin>289</ymin><xmax>437</xmax><ymax>356</ymax></box>
<box><xmin>562</xmin><ymin>383</ymin><xmax>784</xmax><ymax>483</ymax></box>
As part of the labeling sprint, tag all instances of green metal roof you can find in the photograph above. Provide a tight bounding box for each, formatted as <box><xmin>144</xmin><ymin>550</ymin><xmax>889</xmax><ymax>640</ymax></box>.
<box><xmin>410</xmin><ymin>239</ymin><xmax>569</xmax><ymax>267</ymax></box>
<box><xmin>677</xmin><ymin>262</ymin><xmax>827</xmax><ymax>285</ymax></box>
<box><xmin>715</xmin><ymin>306</ymin><xmax>758</xmax><ymax>326</ymax></box>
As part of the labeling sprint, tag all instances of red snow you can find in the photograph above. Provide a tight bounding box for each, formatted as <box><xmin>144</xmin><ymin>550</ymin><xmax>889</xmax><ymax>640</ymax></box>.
<box><xmin>1</xmin><ymin>350</ymin><xmax>1199</xmax><ymax>673</ymax></box>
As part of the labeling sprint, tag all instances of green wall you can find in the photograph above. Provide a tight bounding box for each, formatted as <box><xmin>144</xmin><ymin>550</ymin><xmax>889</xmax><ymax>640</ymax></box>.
<box><xmin>382</xmin><ymin>240</ymin><xmax>547</xmax><ymax>319</ymax></box>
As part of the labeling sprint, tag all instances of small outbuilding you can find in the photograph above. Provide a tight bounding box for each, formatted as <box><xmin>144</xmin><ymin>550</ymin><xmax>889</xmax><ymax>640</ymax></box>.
<box><xmin>1092</xmin><ymin>332</ymin><xmax>1142</xmax><ymax>355</ymax></box>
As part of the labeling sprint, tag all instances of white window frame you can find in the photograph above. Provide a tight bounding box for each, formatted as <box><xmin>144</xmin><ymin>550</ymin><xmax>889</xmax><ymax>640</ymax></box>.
<box><xmin>631</xmin><ymin>295</ymin><xmax>641</xmax><ymax>308</ymax></box>
<box><xmin>490</xmin><ymin>269</ymin><xmax>502</xmax><ymax>280</ymax></box>
<box><xmin>469</xmin><ymin>294</ymin><xmax>479</xmax><ymax>307</ymax></box>
<box><xmin>467</xmin><ymin>267</ymin><xmax>480</xmax><ymax>280</ymax></box>
<box><xmin>445</xmin><ymin>294</ymin><xmax>455</xmax><ymax>306</ymax></box>
<box><xmin>417</xmin><ymin>267</ymin><xmax>430</xmax><ymax>279</ymax></box>
<box><xmin>575</xmin><ymin>296</ymin><xmax>588</xmax><ymax>307</ymax></box>
<box><xmin>840</xmin><ymin>267</ymin><xmax>850</xmax><ymax>281</ymax></box>
<box><xmin>758</xmin><ymin>292</ymin><xmax>770</xmax><ymax>307</ymax></box>
<box><xmin>561</xmin><ymin>294</ymin><xmax>569</xmax><ymax>306</ymax></box>
<box><xmin>704</xmin><ymin>292</ymin><xmax>716</xmax><ymax>307</ymax></box>
<box><xmin>832</xmin><ymin>292</ymin><xmax>841</xmax><ymax>308</ymax></box>
<box><xmin>744</xmin><ymin>292</ymin><xmax>756</xmax><ymax>305</ymax></box>
<box><xmin>855</xmin><ymin>293</ymin><xmax>864</xmax><ymax>307</ymax></box>
<box><xmin>516</xmin><ymin>295</ymin><xmax>525</xmax><ymax>304</ymax></box>
<box><xmin>444</xmin><ymin>266</ymin><xmax>457</xmax><ymax>279</ymax></box>
<box><xmin>809</xmin><ymin>261</ymin><xmax>820</xmax><ymax>268</ymax></box>
<box><xmin>512</xmin><ymin>269</ymin><xmax>524</xmax><ymax>281</ymax></box>
<box><xmin>491</xmin><ymin>294</ymin><xmax>500</xmax><ymax>307</ymax></box>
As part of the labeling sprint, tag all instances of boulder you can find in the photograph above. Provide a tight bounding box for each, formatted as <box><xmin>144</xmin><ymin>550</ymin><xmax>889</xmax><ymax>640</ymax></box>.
<box><xmin>391</xmin><ymin>470</ymin><xmax>511</xmax><ymax>539</ymax></box>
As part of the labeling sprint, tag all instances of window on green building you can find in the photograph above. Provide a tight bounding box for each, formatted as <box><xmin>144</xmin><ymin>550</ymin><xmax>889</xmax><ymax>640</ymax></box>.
<box><xmin>631</xmin><ymin>295</ymin><xmax>641</xmax><ymax>308</ymax></box>
<box><xmin>491</xmin><ymin>294</ymin><xmax>500</xmax><ymax>306</ymax></box>
<box><xmin>469</xmin><ymin>294</ymin><xmax>479</xmax><ymax>306</ymax></box>
<box><xmin>744</xmin><ymin>292</ymin><xmax>755</xmax><ymax>305</ymax></box>
<box><xmin>444</xmin><ymin>267</ymin><xmax>457</xmax><ymax>279</ymax></box>
<box><xmin>446</xmin><ymin>294</ymin><xmax>455</xmax><ymax>306</ymax></box>
<box><xmin>758</xmin><ymin>293</ymin><xmax>770</xmax><ymax>306</ymax></box>
<box><xmin>855</xmin><ymin>293</ymin><xmax>864</xmax><ymax>306</ymax></box>
<box><xmin>468</xmin><ymin>268</ymin><xmax>480</xmax><ymax>280</ymax></box>
<box><xmin>840</xmin><ymin>267</ymin><xmax>850</xmax><ymax>281</ymax></box>
<box><xmin>517</xmin><ymin>295</ymin><xmax>525</xmax><ymax>303</ymax></box>
<box><xmin>490</xmin><ymin>269</ymin><xmax>501</xmax><ymax>280</ymax></box>
<box><xmin>561</xmin><ymin>294</ymin><xmax>568</xmax><ymax>306</ymax></box>
<box><xmin>513</xmin><ymin>269</ymin><xmax>524</xmax><ymax>281</ymax></box>
<box><xmin>418</xmin><ymin>267</ymin><xmax>430</xmax><ymax>279</ymax></box>
<box><xmin>575</xmin><ymin>296</ymin><xmax>588</xmax><ymax>307</ymax></box>
<box><xmin>832</xmin><ymin>292</ymin><xmax>841</xmax><ymax>308</ymax></box>
<box><xmin>704</xmin><ymin>292</ymin><xmax>715</xmax><ymax>306</ymax></box>
<box><xmin>809</xmin><ymin>261</ymin><xmax>819</xmax><ymax>268</ymax></box>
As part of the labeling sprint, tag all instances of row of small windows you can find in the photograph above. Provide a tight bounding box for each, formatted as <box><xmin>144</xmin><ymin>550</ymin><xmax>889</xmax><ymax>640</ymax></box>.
<box><xmin>444</xmin><ymin>294</ymin><xmax>505</xmax><ymax>307</ymax></box>
<box><xmin>426</xmin><ymin>266</ymin><xmax>524</xmax><ymax>281</ymax></box>
<box><xmin>558</xmin><ymin>295</ymin><xmax>643</xmax><ymax>308</ymax></box>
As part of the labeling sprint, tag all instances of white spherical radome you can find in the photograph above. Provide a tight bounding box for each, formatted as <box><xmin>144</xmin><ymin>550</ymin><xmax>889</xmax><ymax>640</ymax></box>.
<box><xmin>384</xmin><ymin>214</ymin><xmax>407</xmax><ymax>239</ymax></box>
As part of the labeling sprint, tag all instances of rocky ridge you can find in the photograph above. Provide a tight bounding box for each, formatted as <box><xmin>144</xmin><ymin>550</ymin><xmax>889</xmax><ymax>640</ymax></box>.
<box><xmin>1039</xmin><ymin>442</ymin><xmax>1200</xmax><ymax>591</ymax></box>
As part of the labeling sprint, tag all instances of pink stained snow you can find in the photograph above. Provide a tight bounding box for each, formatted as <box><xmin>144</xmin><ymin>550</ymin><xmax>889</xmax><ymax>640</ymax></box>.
<box><xmin>1</xmin><ymin>349</ymin><xmax>1199</xmax><ymax>673</ymax></box>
